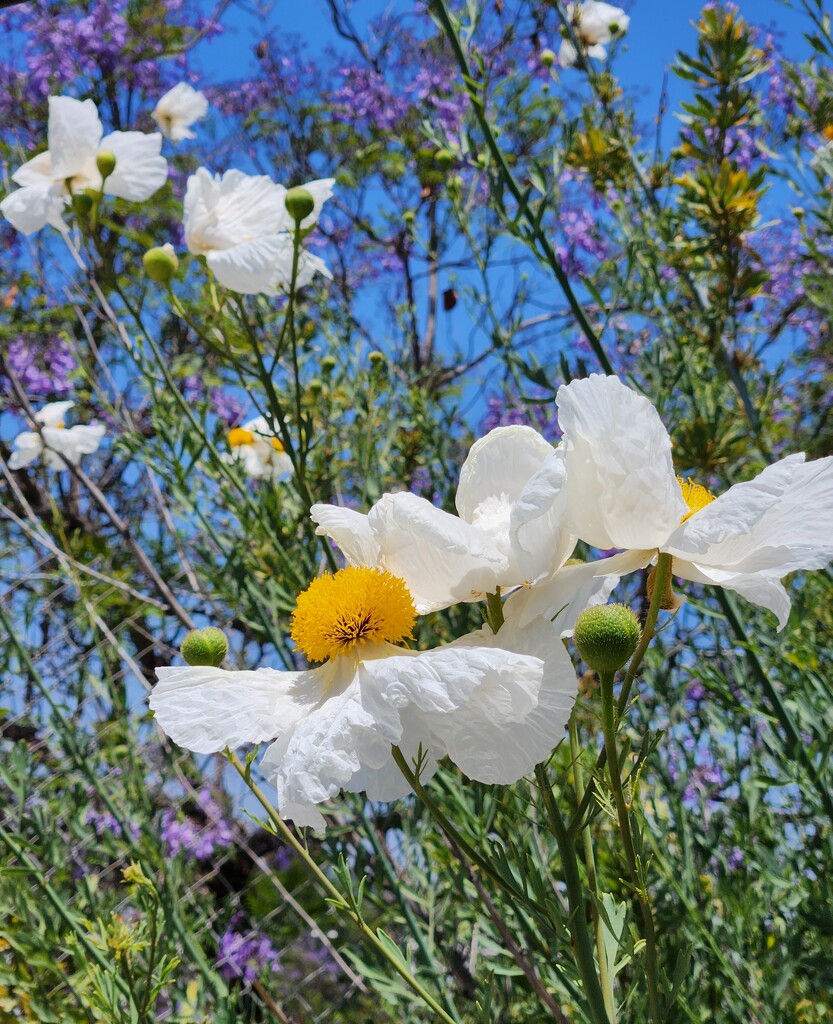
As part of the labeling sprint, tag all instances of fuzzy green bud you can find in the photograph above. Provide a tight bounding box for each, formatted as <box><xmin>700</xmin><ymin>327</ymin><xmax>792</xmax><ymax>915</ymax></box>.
<box><xmin>573</xmin><ymin>604</ymin><xmax>640</xmax><ymax>675</ymax></box>
<box><xmin>540</xmin><ymin>47</ymin><xmax>556</xmax><ymax>67</ymax></box>
<box><xmin>368</xmin><ymin>350</ymin><xmax>386</xmax><ymax>370</ymax></box>
<box><xmin>435</xmin><ymin>148</ymin><xmax>455</xmax><ymax>170</ymax></box>
<box><xmin>96</xmin><ymin>150</ymin><xmax>117</xmax><ymax>180</ymax></box>
<box><xmin>143</xmin><ymin>244</ymin><xmax>178</xmax><ymax>284</ymax></box>
<box><xmin>320</xmin><ymin>355</ymin><xmax>337</xmax><ymax>375</ymax></box>
<box><xmin>181</xmin><ymin>627</ymin><xmax>228</xmax><ymax>667</ymax></box>
<box><xmin>308</xmin><ymin>377</ymin><xmax>324</xmax><ymax>395</ymax></box>
<box><xmin>402</xmin><ymin>209</ymin><xmax>416</xmax><ymax>226</ymax></box>
<box><xmin>284</xmin><ymin>186</ymin><xmax>315</xmax><ymax>224</ymax></box>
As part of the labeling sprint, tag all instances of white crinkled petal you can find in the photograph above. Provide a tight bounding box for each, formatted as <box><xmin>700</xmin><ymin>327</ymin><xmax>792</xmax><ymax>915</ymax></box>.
<box><xmin>206</xmin><ymin>236</ymin><xmax>288</xmax><ymax>294</ymax></box>
<box><xmin>152</xmin><ymin>83</ymin><xmax>208</xmax><ymax>141</ymax></box>
<box><xmin>510</xmin><ymin>445</ymin><xmax>575</xmax><ymax>584</ymax></box>
<box><xmin>12</xmin><ymin>151</ymin><xmax>55</xmax><ymax>188</ymax></box>
<box><xmin>58</xmin><ymin>424</ymin><xmax>106</xmax><ymax>464</ymax></box>
<box><xmin>431</xmin><ymin>615</ymin><xmax>576</xmax><ymax>782</ymax></box>
<box><xmin>48</xmin><ymin>96</ymin><xmax>102</xmax><ymax>180</ymax></box>
<box><xmin>100</xmin><ymin>131</ymin><xmax>168</xmax><ymax>201</ymax></box>
<box><xmin>673</xmin><ymin>560</ymin><xmax>793</xmax><ymax>632</ymax></box>
<box><xmin>559</xmin><ymin>38</ymin><xmax>579</xmax><ymax>67</ymax></box>
<box><xmin>368</xmin><ymin>491</ymin><xmax>508</xmax><ymax>613</ymax></box>
<box><xmin>456</xmin><ymin>426</ymin><xmax>556</xmax><ymax>573</ymax></box>
<box><xmin>360</xmin><ymin>642</ymin><xmax>541</xmax><ymax>719</ymax></box>
<box><xmin>262</xmin><ymin>666</ymin><xmax>398</xmax><ymax>824</ymax></box>
<box><xmin>35</xmin><ymin>401</ymin><xmax>75</xmax><ymax>428</ymax></box>
<box><xmin>0</xmin><ymin>183</ymin><xmax>66</xmax><ymax>235</ymax></box>
<box><xmin>185</xmin><ymin>168</ymin><xmax>286</xmax><ymax>254</ymax></box>
<box><xmin>310</xmin><ymin>504</ymin><xmax>381</xmax><ymax>567</ymax></box>
<box><xmin>8</xmin><ymin>432</ymin><xmax>43</xmax><ymax>470</ymax></box>
<box><xmin>504</xmin><ymin>548</ymin><xmax>651</xmax><ymax>629</ymax></box>
<box><xmin>666</xmin><ymin>454</ymin><xmax>833</xmax><ymax>576</ymax></box>
<box><xmin>150</xmin><ymin>664</ymin><xmax>312</xmax><ymax>754</ymax></box>
<box><xmin>557</xmin><ymin>375</ymin><xmax>687</xmax><ymax>550</ymax></box>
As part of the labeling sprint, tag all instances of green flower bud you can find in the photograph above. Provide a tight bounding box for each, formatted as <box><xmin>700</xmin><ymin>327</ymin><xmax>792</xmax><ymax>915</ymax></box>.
<box><xmin>96</xmin><ymin>150</ymin><xmax>117</xmax><ymax>180</ymax></box>
<box><xmin>72</xmin><ymin>192</ymin><xmax>93</xmax><ymax>217</ymax></box>
<box><xmin>368</xmin><ymin>350</ymin><xmax>386</xmax><ymax>370</ymax></box>
<box><xmin>308</xmin><ymin>377</ymin><xmax>324</xmax><ymax>395</ymax></box>
<box><xmin>143</xmin><ymin>244</ymin><xmax>179</xmax><ymax>284</ymax></box>
<box><xmin>435</xmin><ymin>148</ymin><xmax>455</xmax><ymax>170</ymax></box>
<box><xmin>284</xmin><ymin>186</ymin><xmax>315</xmax><ymax>224</ymax></box>
<box><xmin>181</xmin><ymin>627</ymin><xmax>228</xmax><ymax>667</ymax></box>
<box><xmin>540</xmin><ymin>48</ymin><xmax>556</xmax><ymax>67</ymax></box>
<box><xmin>320</xmin><ymin>355</ymin><xmax>337</xmax><ymax>375</ymax></box>
<box><xmin>402</xmin><ymin>209</ymin><xmax>416</xmax><ymax>226</ymax></box>
<box><xmin>573</xmin><ymin>604</ymin><xmax>641</xmax><ymax>675</ymax></box>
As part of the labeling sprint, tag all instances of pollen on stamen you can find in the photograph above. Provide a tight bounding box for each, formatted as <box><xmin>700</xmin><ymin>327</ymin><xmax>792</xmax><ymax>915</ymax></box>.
<box><xmin>227</xmin><ymin>427</ymin><xmax>254</xmax><ymax>448</ymax></box>
<box><xmin>290</xmin><ymin>567</ymin><xmax>416</xmax><ymax>664</ymax></box>
<box><xmin>677</xmin><ymin>476</ymin><xmax>716</xmax><ymax>523</ymax></box>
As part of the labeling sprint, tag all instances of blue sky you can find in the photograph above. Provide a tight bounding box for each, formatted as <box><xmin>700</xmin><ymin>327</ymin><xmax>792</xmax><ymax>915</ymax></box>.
<box><xmin>195</xmin><ymin>0</ymin><xmax>805</xmax><ymax>108</ymax></box>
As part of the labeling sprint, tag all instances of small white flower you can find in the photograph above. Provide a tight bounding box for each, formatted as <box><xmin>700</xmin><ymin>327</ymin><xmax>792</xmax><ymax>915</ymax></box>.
<box><xmin>152</xmin><ymin>82</ymin><xmax>209</xmax><ymax>143</ymax></box>
<box><xmin>552</xmin><ymin>374</ymin><xmax>833</xmax><ymax>630</ymax></box>
<box><xmin>8</xmin><ymin>400</ymin><xmax>105</xmax><ymax>470</ymax></box>
<box><xmin>560</xmin><ymin>1</ymin><xmax>629</xmax><ymax>67</ymax></box>
<box><xmin>150</xmin><ymin>566</ymin><xmax>577</xmax><ymax>830</ymax></box>
<box><xmin>0</xmin><ymin>96</ymin><xmax>167</xmax><ymax>235</ymax></box>
<box><xmin>221</xmin><ymin>416</ymin><xmax>293</xmax><ymax>480</ymax></box>
<box><xmin>183</xmin><ymin>168</ymin><xmax>334</xmax><ymax>294</ymax></box>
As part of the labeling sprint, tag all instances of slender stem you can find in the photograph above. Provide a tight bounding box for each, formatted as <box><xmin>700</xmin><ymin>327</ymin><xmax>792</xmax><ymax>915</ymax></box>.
<box><xmin>599</xmin><ymin>672</ymin><xmax>662</xmax><ymax>1024</ymax></box>
<box><xmin>570</xmin><ymin>716</ymin><xmax>617</xmax><ymax>1022</ymax></box>
<box><xmin>429</xmin><ymin>0</ymin><xmax>615</xmax><ymax>376</ymax></box>
<box><xmin>534</xmin><ymin>764</ymin><xmax>612</xmax><ymax>1024</ymax></box>
<box><xmin>391</xmin><ymin>746</ymin><xmax>534</xmax><ymax>909</ymax></box>
<box><xmin>356</xmin><ymin>801</ymin><xmax>462</xmax><ymax>1023</ymax></box>
<box><xmin>227</xmin><ymin>753</ymin><xmax>457</xmax><ymax>1024</ymax></box>
<box><xmin>570</xmin><ymin>553</ymin><xmax>673</xmax><ymax>834</ymax></box>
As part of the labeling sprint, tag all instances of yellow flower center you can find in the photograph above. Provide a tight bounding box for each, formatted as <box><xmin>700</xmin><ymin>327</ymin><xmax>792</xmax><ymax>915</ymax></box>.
<box><xmin>270</xmin><ymin>437</ymin><xmax>285</xmax><ymax>452</ymax></box>
<box><xmin>824</xmin><ymin>124</ymin><xmax>833</xmax><ymax>142</ymax></box>
<box><xmin>677</xmin><ymin>476</ymin><xmax>716</xmax><ymax>523</ymax></box>
<box><xmin>291</xmin><ymin>567</ymin><xmax>416</xmax><ymax>663</ymax></box>
<box><xmin>227</xmin><ymin>427</ymin><xmax>254</xmax><ymax>448</ymax></box>
<box><xmin>54</xmin><ymin>421</ymin><xmax>65</xmax><ymax>429</ymax></box>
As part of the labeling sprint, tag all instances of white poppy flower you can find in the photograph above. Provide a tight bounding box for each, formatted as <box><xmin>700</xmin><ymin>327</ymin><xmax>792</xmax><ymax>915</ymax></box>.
<box><xmin>151</xmin><ymin>82</ymin><xmax>209</xmax><ymax>143</ymax></box>
<box><xmin>8</xmin><ymin>400</ymin><xmax>105</xmax><ymax>470</ymax></box>
<box><xmin>0</xmin><ymin>96</ymin><xmax>167</xmax><ymax>235</ymax></box>
<box><xmin>221</xmin><ymin>416</ymin><xmax>293</xmax><ymax>480</ymax></box>
<box><xmin>312</xmin><ymin>424</ymin><xmax>619</xmax><ymax>621</ymax></box>
<box><xmin>183</xmin><ymin>168</ymin><xmax>333</xmax><ymax>295</ymax></box>
<box><xmin>554</xmin><ymin>374</ymin><xmax>833</xmax><ymax>630</ymax></box>
<box><xmin>150</xmin><ymin>566</ymin><xmax>576</xmax><ymax>830</ymax></box>
<box><xmin>560</xmin><ymin>1</ymin><xmax>629</xmax><ymax>67</ymax></box>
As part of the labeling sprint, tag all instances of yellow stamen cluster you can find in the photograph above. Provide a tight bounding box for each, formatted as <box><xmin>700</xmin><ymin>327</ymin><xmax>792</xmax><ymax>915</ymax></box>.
<box><xmin>291</xmin><ymin>567</ymin><xmax>416</xmax><ymax>663</ymax></box>
<box><xmin>227</xmin><ymin>427</ymin><xmax>254</xmax><ymax>448</ymax></box>
<box><xmin>677</xmin><ymin>476</ymin><xmax>716</xmax><ymax>523</ymax></box>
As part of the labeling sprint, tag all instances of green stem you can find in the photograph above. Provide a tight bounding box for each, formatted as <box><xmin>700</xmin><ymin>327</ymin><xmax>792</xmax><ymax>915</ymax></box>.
<box><xmin>227</xmin><ymin>753</ymin><xmax>457</xmax><ymax>1024</ymax></box>
<box><xmin>390</xmin><ymin>746</ymin><xmax>534</xmax><ymax>910</ymax></box>
<box><xmin>599</xmin><ymin>672</ymin><xmax>662</xmax><ymax>1024</ymax></box>
<box><xmin>429</xmin><ymin>0</ymin><xmax>615</xmax><ymax>376</ymax></box>
<box><xmin>570</xmin><ymin>716</ymin><xmax>617</xmax><ymax>1022</ymax></box>
<box><xmin>534</xmin><ymin>764</ymin><xmax>612</xmax><ymax>1024</ymax></box>
<box><xmin>570</xmin><ymin>552</ymin><xmax>673</xmax><ymax>835</ymax></box>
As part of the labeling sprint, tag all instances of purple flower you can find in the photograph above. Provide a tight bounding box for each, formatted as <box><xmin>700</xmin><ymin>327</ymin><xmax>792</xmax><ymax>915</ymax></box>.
<box><xmin>160</xmin><ymin>788</ymin><xmax>234</xmax><ymax>860</ymax></box>
<box><xmin>211</xmin><ymin>389</ymin><xmax>246</xmax><ymax>427</ymax></box>
<box><xmin>4</xmin><ymin>337</ymin><xmax>77</xmax><ymax>400</ymax></box>
<box><xmin>217</xmin><ymin>920</ymin><xmax>280</xmax><ymax>982</ymax></box>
